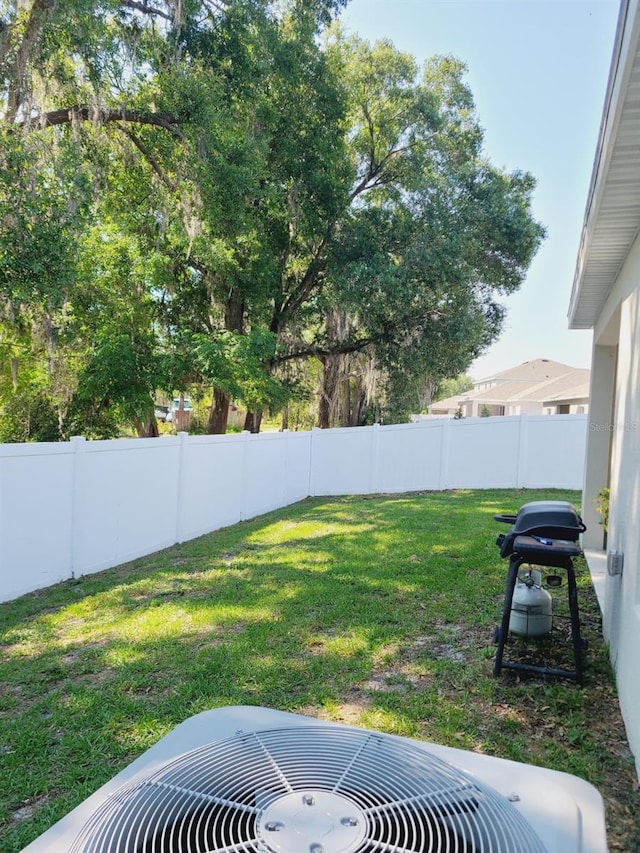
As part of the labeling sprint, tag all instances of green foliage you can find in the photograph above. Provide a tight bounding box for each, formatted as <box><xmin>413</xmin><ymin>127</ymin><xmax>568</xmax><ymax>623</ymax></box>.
<box><xmin>0</xmin><ymin>133</ymin><xmax>85</xmax><ymax>304</ymax></box>
<box><xmin>63</xmin><ymin>223</ymin><xmax>167</xmax><ymax>436</ymax></box>
<box><xmin>72</xmin><ymin>329</ymin><xmax>158</xmax><ymax>429</ymax></box>
<box><xmin>315</xmin><ymin>34</ymin><xmax>544</xmax><ymax>423</ymax></box>
<box><xmin>433</xmin><ymin>374</ymin><xmax>474</xmax><ymax>402</ymax></box>
<box><xmin>192</xmin><ymin>328</ymin><xmax>289</xmax><ymax>413</ymax></box>
<box><xmin>595</xmin><ymin>487</ymin><xmax>610</xmax><ymax>533</ymax></box>
<box><xmin>0</xmin><ymin>387</ymin><xmax>60</xmax><ymax>443</ymax></box>
<box><xmin>0</xmin><ymin>1</ymin><xmax>545</xmax><ymax>437</ymax></box>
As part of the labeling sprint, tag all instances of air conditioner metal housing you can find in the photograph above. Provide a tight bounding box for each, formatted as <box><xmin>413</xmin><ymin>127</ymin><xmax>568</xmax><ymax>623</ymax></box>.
<box><xmin>20</xmin><ymin>705</ymin><xmax>608</xmax><ymax>853</ymax></box>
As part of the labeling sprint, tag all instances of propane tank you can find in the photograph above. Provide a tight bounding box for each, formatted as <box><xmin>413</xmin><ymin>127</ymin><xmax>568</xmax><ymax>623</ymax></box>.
<box><xmin>509</xmin><ymin>569</ymin><xmax>553</xmax><ymax>637</ymax></box>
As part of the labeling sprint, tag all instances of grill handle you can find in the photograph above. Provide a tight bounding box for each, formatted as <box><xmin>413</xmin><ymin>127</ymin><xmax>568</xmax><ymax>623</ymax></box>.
<box><xmin>494</xmin><ymin>513</ymin><xmax>517</xmax><ymax>524</ymax></box>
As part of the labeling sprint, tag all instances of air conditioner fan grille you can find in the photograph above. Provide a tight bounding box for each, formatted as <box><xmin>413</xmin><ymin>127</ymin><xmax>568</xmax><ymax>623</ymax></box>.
<box><xmin>70</xmin><ymin>725</ymin><xmax>546</xmax><ymax>853</ymax></box>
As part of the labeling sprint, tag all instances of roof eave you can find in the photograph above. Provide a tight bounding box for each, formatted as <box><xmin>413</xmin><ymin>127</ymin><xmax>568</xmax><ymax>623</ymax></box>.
<box><xmin>568</xmin><ymin>0</ymin><xmax>639</xmax><ymax>330</ymax></box>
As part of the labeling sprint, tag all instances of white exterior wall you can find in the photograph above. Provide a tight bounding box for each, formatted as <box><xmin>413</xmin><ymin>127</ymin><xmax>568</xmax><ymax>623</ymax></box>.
<box><xmin>582</xmin><ymin>345</ymin><xmax>617</xmax><ymax>550</ymax></box>
<box><xmin>581</xmin><ymin>229</ymin><xmax>640</xmax><ymax>777</ymax></box>
<box><xmin>601</xmin><ymin>288</ymin><xmax>640</xmax><ymax>772</ymax></box>
<box><xmin>512</xmin><ymin>401</ymin><xmax>544</xmax><ymax>416</ymax></box>
<box><xmin>0</xmin><ymin>415</ymin><xmax>587</xmax><ymax>605</ymax></box>
<box><xmin>565</xmin><ymin>0</ymin><xmax>640</xmax><ymax>782</ymax></box>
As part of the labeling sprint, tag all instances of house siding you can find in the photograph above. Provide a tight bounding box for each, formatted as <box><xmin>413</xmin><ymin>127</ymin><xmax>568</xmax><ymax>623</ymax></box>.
<box><xmin>569</xmin><ymin>0</ymin><xmax>640</xmax><ymax>781</ymax></box>
<box><xmin>586</xmin><ymin>239</ymin><xmax>640</xmax><ymax>775</ymax></box>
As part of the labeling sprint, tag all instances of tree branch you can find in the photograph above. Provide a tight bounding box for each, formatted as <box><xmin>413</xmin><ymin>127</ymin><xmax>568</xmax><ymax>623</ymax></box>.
<box><xmin>278</xmin><ymin>254</ymin><xmax>326</xmax><ymax>327</ymax></box>
<box><xmin>21</xmin><ymin>105</ymin><xmax>186</xmax><ymax>140</ymax></box>
<box><xmin>5</xmin><ymin>0</ymin><xmax>57</xmax><ymax>123</ymax></box>
<box><xmin>350</xmin><ymin>143</ymin><xmax>416</xmax><ymax>202</ymax></box>
<box><xmin>275</xmin><ymin>337</ymin><xmax>374</xmax><ymax>365</ymax></box>
<box><xmin>118</xmin><ymin>1</ymin><xmax>173</xmax><ymax>21</ymax></box>
<box><xmin>116</xmin><ymin>125</ymin><xmax>178</xmax><ymax>192</ymax></box>
<box><xmin>349</xmin><ymin>101</ymin><xmax>379</xmax><ymax>200</ymax></box>
<box><xmin>203</xmin><ymin>0</ymin><xmax>229</xmax><ymax>13</ymax></box>
<box><xmin>276</xmin><ymin>231</ymin><xmax>333</xmax><ymax>330</ymax></box>
<box><xmin>0</xmin><ymin>20</ymin><xmax>13</xmax><ymax>69</ymax></box>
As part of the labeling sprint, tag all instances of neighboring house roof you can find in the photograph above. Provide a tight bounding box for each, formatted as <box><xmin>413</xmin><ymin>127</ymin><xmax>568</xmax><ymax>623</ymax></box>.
<box><xmin>539</xmin><ymin>372</ymin><xmax>591</xmax><ymax>405</ymax></box>
<box><xmin>568</xmin><ymin>0</ymin><xmax>640</xmax><ymax>329</ymax></box>
<box><xmin>474</xmin><ymin>358</ymin><xmax>577</xmax><ymax>388</ymax></box>
<box><xmin>430</xmin><ymin>360</ymin><xmax>590</xmax><ymax>413</ymax></box>
<box><xmin>430</xmin><ymin>393</ymin><xmax>468</xmax><ymax>411</ymax></box>
<box><xmin>466</xmin><ymin>380</ymin><xmax>543</xmax><ymax>404</ymax></box>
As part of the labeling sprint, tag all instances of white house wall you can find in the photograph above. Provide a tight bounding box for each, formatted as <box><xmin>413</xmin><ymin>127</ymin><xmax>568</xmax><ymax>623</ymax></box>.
<box><xmin>582</xmin><ymin>344</ymin><xmax>617</xmax><ymax>550</ymax></box>
<box><xmin>565</xmin><ymin>0</ymin><xmax>640</xmax><ymax>785</ymax></box>
<box><xmin>583</xmin><ymin>224</ymin><xmax>640</xmax><ymax>776</ymax></box>
<box><xmin>593</xmin><ymin>219</ymin><xmax>640</xmax><ymax>345</ymax></box>
<box><xmin>602</xmin><ymin>282</ymin><xmax>640</xmax><ymax>772</ymax></box>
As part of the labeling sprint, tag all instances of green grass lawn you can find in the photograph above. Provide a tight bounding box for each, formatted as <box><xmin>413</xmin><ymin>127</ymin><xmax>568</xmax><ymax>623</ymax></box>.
<box><xmin>1</xmin><ymin>489</ymin><xmax>638</xmax><ymax>851</ymax></box>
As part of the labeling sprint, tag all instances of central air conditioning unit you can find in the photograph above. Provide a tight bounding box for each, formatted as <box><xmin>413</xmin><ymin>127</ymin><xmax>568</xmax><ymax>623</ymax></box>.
<box><xmin>21</xmin><ymin>706</ymin><xmax>608</xmax><ymax>853</ymax></box>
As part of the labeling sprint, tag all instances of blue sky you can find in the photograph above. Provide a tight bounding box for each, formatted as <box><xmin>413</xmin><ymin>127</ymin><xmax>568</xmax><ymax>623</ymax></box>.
<box><xmin>338</xmin><ymin>0</ymin><xmax>620</xmax><ymax>380</ymax></box>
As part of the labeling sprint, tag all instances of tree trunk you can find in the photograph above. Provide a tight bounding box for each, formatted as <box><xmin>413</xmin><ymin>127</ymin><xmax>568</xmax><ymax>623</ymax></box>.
<box><xmin>207</xmin><ymin>286</ymin><xmax>245</xmax><ymax>434</ymax></box>
<box><xmin>281</xmin><ymin>405</ymin><xmax>289</xmax><ymax>431</ymax></box>
<box><xmin>318</xmin><ymin>355</ymin><xmax>340</xmax><ymax>429</ymax></box>
<box><xmin>224</xmin><ymin>287</ymin><xmax>244</xmax><ymax>333</ymax></box>
<box><xmin>10</xmin><ymin>358</ymin><xmax>18</xmax><ymax>389</ymax></box>
<box><xmin>134</xmin><ymin>409</ymin><xmax>160</xmax><ymax>438</ymax></box>
<box><xmin>351</xmin><ymin>383</ymin><xmax>368</xmax><ymax>426</ymax></box>
<box><xmin>244</xmin><ymin>410</ymin><xmax>262</xmax><ymax>433</ymax></box>
<box><xmin>208</xmin><ymin>386</ymin><xmax>230</xmax><ymax>434</ymax></box>
<box><xmin>5</xmin><ymin>0</ymin><xmax>56</xmax><ymax>123</ymax></box>
<box><xmin>340</xmin><ymin>370</ymin><xmax>351</xmax><ymax>427</ymax></box>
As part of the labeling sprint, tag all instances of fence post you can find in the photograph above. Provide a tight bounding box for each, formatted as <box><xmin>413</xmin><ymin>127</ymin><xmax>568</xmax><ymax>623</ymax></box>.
<box><xmin>516</xmin><ymin>414</ymin><xmax>529</xmax><ymax>488</ymax></box>
<box><xmin>369</xmin><ymin>423</ymin><xmax>381</xmax><ymax>494</ymax></box>
<box><xmin>70</xmin><ymin>435</ymin><xmax>87</xmax><ymax>578</ymax></box>
<box><xmin>308</xmin><ymin>427</ymin><xmax>320</xmax><ymax>497</ymax></box>
<box><xmin>439</xmin><ymin>418</ymin><xmax>451</xmax><ymax>490</ymax></box>
<box><xmin>240</xmin><ymin>430</ymin><xmax>251</xmax><ymax>520</ymax></box>
<box><xmin>282</xmin><ymin>429</ymin><xmax>290</xmax><ymax>506</ymax></box>
<box><xmin>174</xmin><ymin>431</ymin><xmax>189</xmax><ymax>543</ymax></box>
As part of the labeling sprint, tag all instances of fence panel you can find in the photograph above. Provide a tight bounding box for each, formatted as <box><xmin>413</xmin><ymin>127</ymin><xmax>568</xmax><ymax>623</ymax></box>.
<box><xmin>243</xmin><ymin>432</ymin><xmax>292</xmax><ymax>519</ymax></box>
<box><xmin>0</xmin><ymin>443</ymin><xmax>74</xmax><ymax>601</ymax></box>
<box><xmin>282</xmin><ymin>431</ymin><xmax>312</xmax><ymax>505</ymax></box>
<box><xmin>310</xmin><ymin>426</ymin><xmax>375</xmax><ymax>495</ymax></box>
<box><xmin>519</xmin><ymin>415</ymin><xmax>588</xmax><ymax>488</ymax></box>
<box><xmin>178</xmin><ymin>433</ymin><xmax>247</xmax><ymax>541</ymax></box>
<box><xmin>375</xmin><ymin>421</ymin><xmax>445</xmax><ymax>493</ymax></box>
<box><xmin>0</xmin><ymin>414</ymin><xmax>588</xmax><ymax>603</ymax></box>
<box><xmin>445</xmin><ymin>417</ymin><xmax>522</xmax><ymax>489</ymax></box>
<box><xmin>73</xmin><ymin>437</ymin><xmax>180</xmax><ymax>576</ymax></box>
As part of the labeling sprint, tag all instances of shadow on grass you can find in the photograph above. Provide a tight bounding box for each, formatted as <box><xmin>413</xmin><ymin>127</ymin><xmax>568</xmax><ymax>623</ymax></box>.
<box><xmin>1</xmin><ymin>489</ymin><xmax>638</xmax><ymax>851</ymax></box>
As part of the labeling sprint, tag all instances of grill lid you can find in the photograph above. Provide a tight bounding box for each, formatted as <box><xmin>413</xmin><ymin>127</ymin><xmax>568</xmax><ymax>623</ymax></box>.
<box><xmin>509</xmin><ymin>501</ymin><xmax>585</xmax><ymax>536</ymax></box>
<box><xmin>70</xmin><ymin>725</ymin><xmax>546</xmax><ymax>853</ymax></box>
<box><xmin>495</xmin><ymin>500</ymin><xmax>586</xmax><ymax>557</ymax></box>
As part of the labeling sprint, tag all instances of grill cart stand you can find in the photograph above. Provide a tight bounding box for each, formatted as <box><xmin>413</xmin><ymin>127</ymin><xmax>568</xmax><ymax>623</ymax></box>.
<box><xmin>493</xmin><ymin>501</ymin><xmax>586</xmax><ymax>686</ymax></box>
<box><xmin>493</xmin><ymin>537</ymin><xmax>584</xmax><ymax>685</ymax></box>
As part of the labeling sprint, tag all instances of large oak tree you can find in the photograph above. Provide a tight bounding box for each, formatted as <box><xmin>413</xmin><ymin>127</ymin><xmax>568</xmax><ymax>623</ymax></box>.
<box><xmin>0</xmin><ymin>1</ymin><xmax>543</xmax><ymax>438</ymax></box>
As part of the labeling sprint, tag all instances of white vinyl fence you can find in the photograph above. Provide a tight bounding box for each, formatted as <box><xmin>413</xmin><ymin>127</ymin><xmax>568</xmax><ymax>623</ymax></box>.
<box><xmin>0</xmin><ymin>414</ymin><xmax>587</xmax><ymax>603</ymax></box>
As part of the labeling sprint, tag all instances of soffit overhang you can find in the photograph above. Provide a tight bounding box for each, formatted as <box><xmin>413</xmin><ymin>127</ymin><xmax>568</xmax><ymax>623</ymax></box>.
<box><xmin>569</xmin><ymin>0</ymin><xmax>640</xmax><ymax>329</ymax></box>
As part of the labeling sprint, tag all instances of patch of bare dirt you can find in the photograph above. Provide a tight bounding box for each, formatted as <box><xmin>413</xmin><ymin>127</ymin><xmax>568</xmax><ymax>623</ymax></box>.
<box><xmin>9</xmin><ymin>793</ymin><xmax>54</xmax><ymax>825</ymax></box>
<box><xmin>306</xmin><ymin>611</ymin><xmax>640</xmax><ymax>852</ymax></box>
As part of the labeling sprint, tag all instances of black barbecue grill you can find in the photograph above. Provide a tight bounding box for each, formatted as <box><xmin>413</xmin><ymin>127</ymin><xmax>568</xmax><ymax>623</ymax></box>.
<box><xmin>493</xmin><ymin>500</ymin><xmax>587</xmax><ymax>685</ymax></box>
